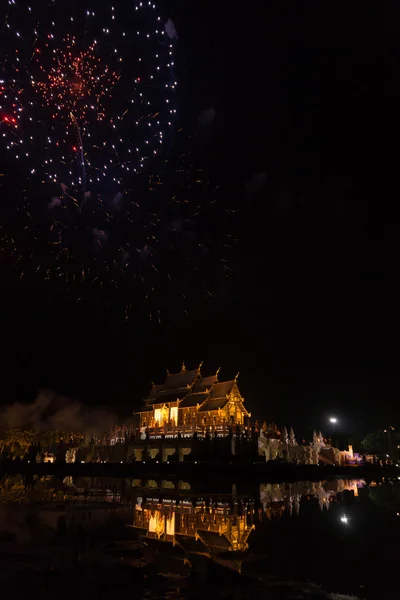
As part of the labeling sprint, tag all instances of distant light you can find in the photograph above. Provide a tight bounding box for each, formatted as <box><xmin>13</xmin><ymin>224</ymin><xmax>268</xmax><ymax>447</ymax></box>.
<box><xmin>340</xmin><ymin>515</ymin><xmax>349</xmax><ymax>524</ymax></box>
<box><xmin>329</xmin><ymin>417</ymin><xmax>338</xmax><ymax>424</ymax></box>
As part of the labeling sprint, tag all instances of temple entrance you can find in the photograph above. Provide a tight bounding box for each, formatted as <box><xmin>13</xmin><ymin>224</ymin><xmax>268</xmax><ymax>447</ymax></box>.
<box><xmin>154</xmin><ymin>404</ymin><xmax>169</xmax><ymax>427</ymax></box>
<box><xmin>161</xmin><ymin>405</ymin><xmax>168</xmax><ymax>425</ymax></box>
<box><xmin>170</xmin><ymin>406</ymin><xmax>178</xmax><ymax>425</ymax></box>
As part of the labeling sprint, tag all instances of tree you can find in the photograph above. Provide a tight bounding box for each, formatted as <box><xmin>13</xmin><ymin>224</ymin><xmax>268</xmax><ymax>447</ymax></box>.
<box><xmin>0</xmin><ymin>428</ymin><xmax>87</xmax><ymax>460</ymax></box>
<box><xmin>361</xmin><ymin>430</ymin><xmax>400</xmax><ymax>456</ymax></box>
<box><xmin>369</xmin><ymin>483</ymin><xmax>400</xmax><ymax>512</ymax></box>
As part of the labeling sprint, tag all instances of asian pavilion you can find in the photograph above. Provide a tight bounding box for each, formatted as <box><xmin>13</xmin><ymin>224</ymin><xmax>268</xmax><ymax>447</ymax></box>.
<box><xmin>136</xmin><ymin>363</ymin><xmax>250</xmax><ymax>432</ymax></box>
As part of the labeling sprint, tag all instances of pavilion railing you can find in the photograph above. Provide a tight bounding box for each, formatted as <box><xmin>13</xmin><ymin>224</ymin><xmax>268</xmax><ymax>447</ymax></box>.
<box><xmin>109</xmin><ymin>422</ymin><xmax>252</xmax><ymax>444</ymax></box>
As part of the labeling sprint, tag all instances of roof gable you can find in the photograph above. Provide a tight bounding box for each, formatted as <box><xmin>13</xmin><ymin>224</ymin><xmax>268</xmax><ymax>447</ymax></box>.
<box><xmin>198</xmin><ymin>397</ymin><xmax>230</xmax><ymax>412</ymax></box>
<box><xmin>210</xmin><ymin>380</ymin><xmax>235</xmax><ymax>399</ymax></box>
<box><xmin>192</xmin><ymin>374</ymin><xmax>218</xmax><ymax>394</ymax></box>
<box><xmin>144</xmin><ymin>367</ymin><xmax>200</xmax><ymax>404</ymax></box>
<box><xmin>147</xmin><ymin>384</ymin><xmax>163</xmax><ymax>399</ymax></box>
<box><xmin>148</xmin><ymin>390</ymin><xmax>188</xmax><ymax>406</ymax></box>
<box><xmin>161</xmin><ymin>368</ymin><xmax>199</xmax><ymax>391</ymax></box>
<box><xmin>180</xmin><ymin>391</ymin><xmax>208</xmax><ymax>408</ymax></box>
<box><xmin>142</xmin><ymin>369</ymin><xmax>244</xmax><ymax>412</ymax></box>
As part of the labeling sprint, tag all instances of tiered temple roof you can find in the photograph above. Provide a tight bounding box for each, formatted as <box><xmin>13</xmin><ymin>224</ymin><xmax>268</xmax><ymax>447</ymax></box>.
<box><xmin>144</xmin><ymin>365</ymin><xmax>199</xmax><ymax>407</ymax></box>
<box><xmin>198</xmin><ymin>380</ymin><xmax>236</xmax><ymax>412</ymax></box>
<box><xmin>192</xmin><ymin>374</ymin><xmax>218</xmax><ymax>393</ymax></box>
<box><xmin>139</xmin><ymin>364</ymin><xmax>248</xmax><ymax>416</ymax></box>
<box><xmin>161</xmin><ymin>368</ymin><xmax>199</xmax><ymax>392</ymax></box>
<box><xmin>179</xmin><ymin>373</ymin><xmax>219</xmax><ymax>408</ymax></box>
<box><xmin>179</xmin><ymin>392</ymin><xmax>208</xmax><ymax>408</ymax></box>
<box><xmin>148</xmin><ymin>391</ymin><xmax>188</xmax><ymax>405</ymax></box>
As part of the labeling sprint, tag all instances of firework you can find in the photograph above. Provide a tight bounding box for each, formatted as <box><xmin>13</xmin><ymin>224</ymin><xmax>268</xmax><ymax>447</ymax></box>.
<box><xmin>0</xmin><ymin>1</ymin><xmax>226</xmax><ymax>321</ymax></box>
<box><xmin>1</xmin><ymin>1</ymin><xmax>175</xmax><ymax>187</ymax></box>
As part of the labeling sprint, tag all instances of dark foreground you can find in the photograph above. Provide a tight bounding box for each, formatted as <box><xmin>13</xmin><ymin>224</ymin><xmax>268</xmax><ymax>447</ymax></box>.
<box><xmin>1</xmin><ymin>473</ymin><xmax>399</xmax><ymax>599</ymax></box>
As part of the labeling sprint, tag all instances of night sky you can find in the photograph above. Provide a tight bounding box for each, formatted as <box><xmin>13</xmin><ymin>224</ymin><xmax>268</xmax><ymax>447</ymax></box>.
<box><xmin>0</xmin><ymin>1</ymin><xmax>392</xmax><ymax>438</ymax></box>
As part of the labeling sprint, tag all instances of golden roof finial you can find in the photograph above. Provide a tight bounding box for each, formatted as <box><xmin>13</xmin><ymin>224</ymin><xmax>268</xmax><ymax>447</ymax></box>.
<box><xmin>216</xmin><ymin>366</ymin><xmax>221</xmax><ymax>376</ymax></box>
<box><xmin>235</xmin><ymin>372</ymin><xmax>240</xmax><ymax>381</ymax></box>
<box><xmin>198</xmin><ymin>360</ymin><xmax>203</xmax><ymax>371</ymax></box>
<box><xmin>181</xmin><ymin>361</ymin><xmax>186</xmax><ymax>372</ymax></box>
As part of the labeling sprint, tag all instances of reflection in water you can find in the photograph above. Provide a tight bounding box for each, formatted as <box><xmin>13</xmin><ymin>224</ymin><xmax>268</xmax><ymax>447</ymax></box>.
<box><xmin>259</xmin><ymin>479</ymin><xmax>364</xmax><ymax>517</ymax></box>
<box><xmin>369</xmin><ymin>479</ymin><xmax>400</xmax><ymax>511</ymax></box>
<box><xmin>0</xmin><ymin>474</ymin><xmax>71</xmax><ymax>503</ymax></box>
<box><xmin>0</xmin><ymin>474</ymin><xmax>399</xmax><ymax>598</ymax></box>
<box><xmin>133</xmin><ymin>496</ymin><xmax>255</xmax><ymax>553</ymax></box>
<box><xmin>130</xmin><ymin>480</ymin><xmax>366</xmax><ymax>554</ymax></box>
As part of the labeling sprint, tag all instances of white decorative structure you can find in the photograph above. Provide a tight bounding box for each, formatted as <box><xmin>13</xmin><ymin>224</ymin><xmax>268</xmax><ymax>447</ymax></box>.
<box><xmin>258</xmin><ymin>431</ymin><xmax>282</xmax><ymax>461</ymax></box>
<box><xmin>289</xmin><ymin>427</ymin><xmax>297</xmax><ymax>446</ymax></box>
<box><xmin>281</xmin><ymin>426</ymin><xmax>289</xmax><ymax>459</ymax></box>
<box><xmin>258</xmin><ymin>426</ymin><xmax>343</xmax><ymax>465</ymax></box>
<box><xmin>282</xmin><ymin>426</ymin><xmax>288</xmax><ymax>444</ymax></box>
<box><xmin>65</xmin><ymin>448</ymin><xmax>77</xmax><ymax>463</ymax></box>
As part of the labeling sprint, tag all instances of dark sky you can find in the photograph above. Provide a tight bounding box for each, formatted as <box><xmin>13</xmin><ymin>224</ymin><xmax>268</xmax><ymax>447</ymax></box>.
<box><xmin>0</xmin><ymin>0</ymin><xmax>392</xmax><ymax>438</ymax></box>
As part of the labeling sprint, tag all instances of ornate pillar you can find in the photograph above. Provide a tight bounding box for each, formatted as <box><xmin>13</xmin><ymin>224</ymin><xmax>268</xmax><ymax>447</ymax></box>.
<box><xmin>179</xmin><ymin>446</ymin><xmax>191</xmax><ymax>462</ymax></box>
<box><xmin>133</xmin><ymin>448</ymin><xmax>143</xmax><ymax>462</ymax></box>
<box><xmin>162</xmin><ymin>446</ymin><xmax>176</xmax><ymax>463</ymax></box>
<box><xmin>148</xmin><ymin>447</ymin><xmax>159</xmax><ymax>460</ymax></box>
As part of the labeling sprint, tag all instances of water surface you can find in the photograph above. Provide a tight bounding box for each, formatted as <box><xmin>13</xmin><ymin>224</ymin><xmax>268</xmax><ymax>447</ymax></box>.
<box><xmin>1</xmin><ymin>474</ymin><xmax>398</xmax><ymax>598</ymax></box>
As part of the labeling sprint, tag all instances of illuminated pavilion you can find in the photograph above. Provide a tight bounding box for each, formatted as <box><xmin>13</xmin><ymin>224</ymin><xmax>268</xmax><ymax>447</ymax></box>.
<box><xmin>136</xmin><ymin>362</ymin><xmax>250</xmax><ymax>432</ymax></box>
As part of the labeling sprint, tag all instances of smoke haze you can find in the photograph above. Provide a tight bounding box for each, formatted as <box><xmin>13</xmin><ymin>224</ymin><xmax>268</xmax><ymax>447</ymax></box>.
<box><xmin>0</xmin><ymin>389</ymin><xmax>116</xmax><ymax>434</ymax></box>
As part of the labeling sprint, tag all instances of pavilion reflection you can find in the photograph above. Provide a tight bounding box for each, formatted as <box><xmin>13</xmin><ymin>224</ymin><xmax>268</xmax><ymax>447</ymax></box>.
<box><xmin>131</xmin><ymin>479</ymin><xmax>365</xmax><ymax>550</ymax></box>
<box><xmin>132</xmin><ymin>495</ymin><xmax>255</xmax><ymax>553</ymax></box>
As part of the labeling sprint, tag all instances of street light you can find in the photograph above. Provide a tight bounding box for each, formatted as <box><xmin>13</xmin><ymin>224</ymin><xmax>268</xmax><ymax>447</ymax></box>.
<box><xmin>329</xmin><ymin>417</ymin><xmax>338</xmax><ymax>447</ymax></box>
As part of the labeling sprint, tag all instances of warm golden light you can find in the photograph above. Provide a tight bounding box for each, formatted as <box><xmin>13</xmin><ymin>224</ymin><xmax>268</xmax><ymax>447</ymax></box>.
<box><xmin>170</xmin><ymin>406</ymin><xmax>178</xmax><ymax>424</ymax></box>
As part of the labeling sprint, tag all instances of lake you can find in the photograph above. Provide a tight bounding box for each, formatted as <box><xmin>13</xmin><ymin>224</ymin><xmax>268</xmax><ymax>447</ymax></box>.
<box><xmin>0</xmin><ymin>474</ymin><xmax>398</xmax><ymax>599</ymax></box>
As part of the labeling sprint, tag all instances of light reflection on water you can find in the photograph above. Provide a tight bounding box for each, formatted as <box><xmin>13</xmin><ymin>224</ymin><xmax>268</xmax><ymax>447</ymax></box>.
<box><xmin>0</xmin><ymin>474</ymin><xmax>399</xmax><ymax>598</ymax></box>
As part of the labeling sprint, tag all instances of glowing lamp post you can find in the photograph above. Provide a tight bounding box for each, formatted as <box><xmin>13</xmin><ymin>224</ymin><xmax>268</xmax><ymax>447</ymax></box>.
<box><xmin>329</xmin><ymin>417</ymin><xmax>338</xmax><ymax>447</ymax></box>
